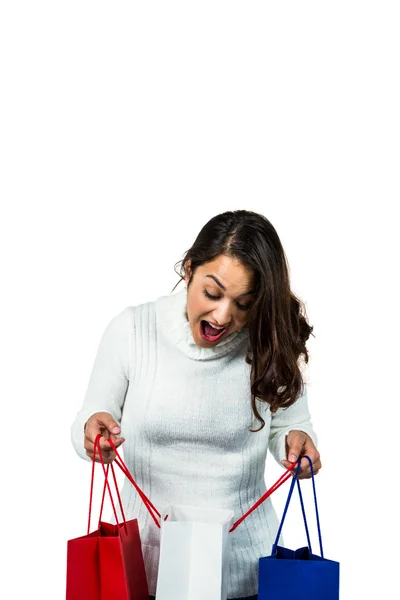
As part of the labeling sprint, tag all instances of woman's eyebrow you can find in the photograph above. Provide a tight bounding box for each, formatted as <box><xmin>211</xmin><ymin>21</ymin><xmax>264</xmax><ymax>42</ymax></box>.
<box><xmin>205</xmin><ymin>275</ymin><xmax>255</xmax><ymax>297</ymax></box>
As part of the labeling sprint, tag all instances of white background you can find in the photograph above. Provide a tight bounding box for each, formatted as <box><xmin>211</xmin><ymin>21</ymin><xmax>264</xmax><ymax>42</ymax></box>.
<box><xmin>1</xmin><ymin>2</ymin><xmax>399</xmax><ymax>599</ymax></box>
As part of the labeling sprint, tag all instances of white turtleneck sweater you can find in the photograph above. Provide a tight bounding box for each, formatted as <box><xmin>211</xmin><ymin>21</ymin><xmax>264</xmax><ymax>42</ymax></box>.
<box><xmin>71</xmin><ymin>286</ymin><xmax>317</xmax><ymax>599</ymax></box>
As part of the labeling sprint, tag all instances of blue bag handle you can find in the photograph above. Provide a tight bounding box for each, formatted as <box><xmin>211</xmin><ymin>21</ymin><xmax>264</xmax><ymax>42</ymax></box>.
<box><xmin>271</xmin><ymin>455</ymin><xmax>324</xmax><ymax>558</ymax></box>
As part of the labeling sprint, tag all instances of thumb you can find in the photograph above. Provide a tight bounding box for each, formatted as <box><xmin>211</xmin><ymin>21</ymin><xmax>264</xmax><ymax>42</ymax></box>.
<box><xmin>99</xmin><ymin>412</ymin><xmax>121</xmax><ymax>435</ymax></box>
<box><xmin>285</xmin><ymin>431</ymin><xmax>305</xmax><ymax>463</ymax></box>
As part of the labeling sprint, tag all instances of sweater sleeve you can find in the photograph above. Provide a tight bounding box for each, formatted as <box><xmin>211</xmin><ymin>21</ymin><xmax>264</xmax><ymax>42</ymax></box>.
<box><xmin>268</xmin><ymin>383</ymin><xmax>318</xmax><ymax>466</ymax></box>
<box><xmin>70</xmin><ymin>306</ymin><xmax>133</xmax><ymax>461</ymax></box>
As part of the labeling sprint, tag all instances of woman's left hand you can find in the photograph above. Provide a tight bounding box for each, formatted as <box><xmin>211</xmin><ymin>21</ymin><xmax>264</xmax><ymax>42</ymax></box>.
<box><xmin>281</xmin><ymin>430</ymin><xmax>322</xmax><ymax>479</ymax></box>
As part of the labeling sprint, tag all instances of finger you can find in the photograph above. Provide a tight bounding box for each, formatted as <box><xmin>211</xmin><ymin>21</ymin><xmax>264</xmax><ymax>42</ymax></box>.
<box><xmin>84</xmin><ymin>421</ymin><xmax>123</xmax><ymax>445</ymax></box>
<box><xmin>85</xmin><ymin>417</ymin><xmax>121</xmax><ymax>443</ymax></box>
<box><xmin>84</xmin><ymin>434</ymin><xmax>125</xmax><ymax>452</ymax></box>
<box><xmin>281</xmin><ymin>456</ymin><xmax>321</xmax><ymax>479</ymax></box>
<box><xmin>281</xmin><ymin>459</ymin><xmax>301</xmax><ymax>477</ymax></box>
<box><xmin>85</xmin><ymin>435</ymin><xmax>124</xmax><ymax>463</ymax></box>
<box><xmin>97</xmin><ymin>413</ymin><xmax>121</xmax><ymax>436</ymax></box>
<box><xmin>85</xmin><ymin>448</ymin><xmax>117</xmax><ymax>464</ymax></box>
<box><xmin>297</xmin><ymin>468</ymin><xmax>321</xmax><ymax>479</ymax></box>
<box><xmin>98</xmin><ymin>433</ymin><xmax>125</xmax><ymax>452</ymax></box>
<box><xmin>285</xmin><ymin>431</ymin><xmax>307</xmax><ymax>464</ymax></box>
<box><xmin>298</xmin><ymin>456</ymin><xmax>312</xmax><ymax>477</ymax></box>
<box><xmin>296</xmin><ymin>457</ymin><xmax>322</xmax><ymax>479</ymax></box>
<box><xmin>84</xmin><ymin>434</ymin><xmax>125</xmax><ymax>456</ymax></box>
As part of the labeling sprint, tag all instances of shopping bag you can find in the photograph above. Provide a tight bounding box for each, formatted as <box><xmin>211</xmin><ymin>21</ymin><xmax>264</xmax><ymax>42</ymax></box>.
<box><xmin>66</xmin><ymin>434</ymin><xmax>150</xmax><ymax>600</ymax></box>
<box><xmin>258</xmin><ymin>456</ymin><xmax>340</xmax><ymax>600</ymax></box>
<box><xmin>155</xmin><ymin>503</ymin><xmax>234</xmax><ymax>600</ymax></box>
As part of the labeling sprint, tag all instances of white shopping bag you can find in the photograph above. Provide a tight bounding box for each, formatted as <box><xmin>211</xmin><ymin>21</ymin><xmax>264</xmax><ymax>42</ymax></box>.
<box><xmin>155</xmin><ymin>503</ymin><xmax>235</xmax><ymax>600</ymax></box>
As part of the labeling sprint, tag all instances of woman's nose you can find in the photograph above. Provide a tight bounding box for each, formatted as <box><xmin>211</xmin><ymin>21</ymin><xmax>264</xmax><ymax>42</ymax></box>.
<box><xmin>212</xmin><ymin>302</ymin><xmax>232</xmax><ymax>327</ymax></box>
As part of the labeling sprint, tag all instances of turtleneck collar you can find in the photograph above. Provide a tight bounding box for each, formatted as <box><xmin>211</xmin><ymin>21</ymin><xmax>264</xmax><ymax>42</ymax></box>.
<box><xmin>156</xmin><ymin>285</ymin><xmax>249</xmax><ymax>361</ymax></box>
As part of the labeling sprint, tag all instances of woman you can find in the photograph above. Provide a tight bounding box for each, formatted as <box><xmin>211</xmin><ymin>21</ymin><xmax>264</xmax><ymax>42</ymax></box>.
<box><xmin>71</xmin><ymin>209</ymin><xmax>321</xmax><ymax>600</ymax></box>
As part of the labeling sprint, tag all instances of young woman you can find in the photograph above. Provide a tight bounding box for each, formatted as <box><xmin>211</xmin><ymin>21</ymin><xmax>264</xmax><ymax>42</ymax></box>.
<box><xmin>71</xmin><ymin>209</ymin><xmax>321</xmax><ymax>600</ymax></box>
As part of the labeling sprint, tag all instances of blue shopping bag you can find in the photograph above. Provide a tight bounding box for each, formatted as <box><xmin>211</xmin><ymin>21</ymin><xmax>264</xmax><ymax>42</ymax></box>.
<box><xmin>258</xmin><ymin>456</ymin><xmax>339</xmax><ymax>600</ymax></box>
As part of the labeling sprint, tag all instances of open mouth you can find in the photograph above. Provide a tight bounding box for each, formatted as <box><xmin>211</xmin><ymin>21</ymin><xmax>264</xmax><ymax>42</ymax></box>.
<box><xmin>199</xmin><ymin>320</ymin><xmax>228</xmax><ymax>343</ymax></box>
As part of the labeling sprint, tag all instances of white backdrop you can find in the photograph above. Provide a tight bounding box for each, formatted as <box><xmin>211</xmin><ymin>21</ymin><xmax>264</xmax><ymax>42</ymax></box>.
<box><xmin>1</xmin><ymin>2</ymin><xmax>399</xmax><ymax>599</ymax></box>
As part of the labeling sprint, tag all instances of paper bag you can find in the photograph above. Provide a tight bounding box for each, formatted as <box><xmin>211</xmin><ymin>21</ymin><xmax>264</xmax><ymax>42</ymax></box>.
<box><xmin>155</xmin><ymin>503</ymin><xmax>234</xmax><ymax>600</ymax></box>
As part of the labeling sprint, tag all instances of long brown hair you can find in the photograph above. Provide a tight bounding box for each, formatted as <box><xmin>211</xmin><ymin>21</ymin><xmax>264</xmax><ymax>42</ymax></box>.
<box><xmin>172</xmin><ymin>209</ymin><xmax>314</xmax><ymax>432</ymax></box>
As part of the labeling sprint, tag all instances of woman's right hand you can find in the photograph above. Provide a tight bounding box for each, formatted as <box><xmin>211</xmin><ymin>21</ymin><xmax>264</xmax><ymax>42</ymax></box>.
<box><xmin>84</xmin><ymin>411</ymin><xmax>125</xmax><ymax>464</ymax></box>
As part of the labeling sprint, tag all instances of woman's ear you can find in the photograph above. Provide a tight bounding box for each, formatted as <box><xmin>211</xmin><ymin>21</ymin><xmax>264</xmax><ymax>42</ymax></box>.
<box><xmin>184</xmin><ymin>259</ymin><xmax>192</xmax><ymax>285</ymax></box>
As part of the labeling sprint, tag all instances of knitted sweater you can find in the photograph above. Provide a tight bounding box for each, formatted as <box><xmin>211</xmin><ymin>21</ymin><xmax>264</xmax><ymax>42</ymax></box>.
<box><xmin>71</xmin><ymin>285</ymin><xmax>317</xmax><ymax>598</ymax></box>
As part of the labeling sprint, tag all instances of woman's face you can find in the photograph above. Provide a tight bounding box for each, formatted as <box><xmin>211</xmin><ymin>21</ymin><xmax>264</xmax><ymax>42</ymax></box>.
<box><xmin>184</xmin><ymin>254</ymin><xmax>256</xmax><ymax>347</ymax></box>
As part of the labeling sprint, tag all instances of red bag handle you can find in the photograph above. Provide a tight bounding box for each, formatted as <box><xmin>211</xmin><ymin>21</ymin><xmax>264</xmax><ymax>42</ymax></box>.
<box><xmin>229</xmin><ymin>461</ymin><xmax>298</xmax><ymax>532</ymax></box>
<box><xmin>87</xmin><ymin>434</ymin><xmax>128</xmax><ymax>535</ymax></box>
<box><xmin>106</xmin><ymin>437</ymin><xmax>162</xmax><ymax>529</ymax></box>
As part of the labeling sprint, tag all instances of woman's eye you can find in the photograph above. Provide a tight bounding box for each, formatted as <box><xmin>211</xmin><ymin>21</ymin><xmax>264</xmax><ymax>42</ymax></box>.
<box><xmin>237</xmin><ymin>303</ymin><xmax>251</xmax><ymax>311</ymax></box>
<box><xmin>203</xmin><ymin>289</ymin><xmax>220</xmax><ymax>301</ymax></box>
<box><xmin>203</xmin><ymin>289</ymin><xmax>251</xmax><ymax>311</ymax></box>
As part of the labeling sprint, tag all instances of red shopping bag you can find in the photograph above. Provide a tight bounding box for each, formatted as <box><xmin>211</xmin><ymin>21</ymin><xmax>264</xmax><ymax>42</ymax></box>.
<box><xmin>66</xmin><ymin>434</ymin><xmax>154</xmax><ymax>600</ymax></box>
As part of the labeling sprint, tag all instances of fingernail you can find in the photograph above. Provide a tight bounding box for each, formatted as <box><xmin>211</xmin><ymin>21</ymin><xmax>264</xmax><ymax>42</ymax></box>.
<box><xmin>289</xmin><ymin>454</ymin><xmax>297</xmax><ymax>462</ymax></box>
<box><xmin>112</xmin><ymin>426</ymin><xmax>120</xmax><ymax>433</ymax></box>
